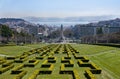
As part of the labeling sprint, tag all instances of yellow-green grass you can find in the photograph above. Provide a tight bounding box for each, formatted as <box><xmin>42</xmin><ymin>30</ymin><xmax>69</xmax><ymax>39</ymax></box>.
<box><xmin>0</xmin><ymin>43</ymin><xmax>47</xmax><ymax>56</ymax></box>
<box><xmin>72</xmin><ymin>44</ymin><xmax>117</xmax><ymax>55</ymax></box>
<box><xmin>89</xmin><ymin>50</ymin><xmax>120</xmax><ymax>79</ymax></box>
<box><xmin>0</xmin><ymin>44</ymin><xmax>119</xmax><ymax>79</ymax></box>
<box><xmin>73</xmin><ymin>44</ymin><xmax>120</xmax><ymax>79</ymax></box>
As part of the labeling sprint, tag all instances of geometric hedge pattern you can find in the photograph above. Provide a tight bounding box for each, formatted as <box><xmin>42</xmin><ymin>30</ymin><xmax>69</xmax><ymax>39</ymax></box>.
<box><xmin>0</xmin><ymin>44</ymin><xmax>102</xmax><ymax>79</ymax></box>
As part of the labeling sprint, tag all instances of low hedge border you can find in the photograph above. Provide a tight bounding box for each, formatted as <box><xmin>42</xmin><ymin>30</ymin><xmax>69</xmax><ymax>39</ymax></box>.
<box><xmin>11</xmin><ymin>64</ymin><xmax>24</xmax><ymax>72</ymax></box>
<box><xmin>73</xmin><ymin>70</ymin><xmax>80</xmax><ymax>79</ymax></box>
<box><xmin>0</xmin><ymin>64</ymin><xmax>14</xmax><ymax>74</ymax></box>
<box><xmin>28</xmin><ymin>70</ymin><xmax>39</xmax><ymax>79</ymax></box>
<box><xmin>13</xmin><ymin>71</ymin><xmax>27</xmax><ymax>79</ymax></box>
<box><xmin>85</xmin><ymin>69</ymin><xmax>96</xmax><ymax>79</ymax></box>
<box><xmin>2</xmin><ymin>61</ymin><xmax>14</xmax><ymax>67</ymax></box>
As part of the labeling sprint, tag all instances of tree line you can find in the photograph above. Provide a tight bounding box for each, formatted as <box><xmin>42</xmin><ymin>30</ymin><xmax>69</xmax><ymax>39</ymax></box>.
<box><xmin>0</xmin><ymin>24</ymin><xmax>36</xmax><ymax>45</ymax></box>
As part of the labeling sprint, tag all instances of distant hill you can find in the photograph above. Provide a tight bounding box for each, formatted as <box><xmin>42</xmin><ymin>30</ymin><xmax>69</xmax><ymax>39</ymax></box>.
<box><xmin>96</xmin><ymin>18</ymin><xmax>120</xmax><ymax>27</ymax></box>
<box><xmin>0</xmin><ymin>18</ymin><xmax>25</xmax><ymax>23</ymax></box>
<box><xmin>0</xmin><ymin>18</ymin><xmax>36</xmax><ymax>28</ymax></box>
<box><xmin>75</xmin><ymin>18</ymin><xmax>120</xmax><ymax>27</ymax></box>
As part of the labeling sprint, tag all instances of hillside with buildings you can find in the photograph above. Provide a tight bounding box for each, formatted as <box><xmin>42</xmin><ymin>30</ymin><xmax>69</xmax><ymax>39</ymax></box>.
<box><xmin>0</xmin><ymin>18</ymin><xmax>120</xmax><ymax>44</ymax></box>
<box><xmin>0</xmin><ymin>18</ymin><xmax>56</xmax><ymax>43</ymax></box>
<box><xmin>73</xmin><ymin>18</ymin><xmax>120</xmax><ymax>43</ymax></box>
<box><xmin>73</xmin><ymin>18</ymin><xmax>120</xmax><ymax>37</ymax></box>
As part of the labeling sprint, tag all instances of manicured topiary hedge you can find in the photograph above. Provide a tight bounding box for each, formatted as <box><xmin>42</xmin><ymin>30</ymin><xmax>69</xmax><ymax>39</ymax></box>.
<box><xmin>41</xmin><ymin>64</ymin><xmax>51</xmax><ymax>68</ymax></box>
<box><xmin>39</xmin><ymin>70</ymin><xmax>52</xmax><ymax>74</ymax></box>
<box><xmin>0</xmin><ymin>59</ymin><xmax>6</xmax><ymax>64</ymax></box>
<box><xmin>36</xmin><ymin>56</ymin><xmax>44</xmax><ymax>59</ymax></box>
<box><xmin>0</xmin><ymin>64</ymin><xmax>14</xmax><ymax>74</ymax></box>
<box><xmin>14</xmin><ymin>58</ymin><xmax>27</xmax><ymax>63</ymax></box>
<box><xmin>11</xmin><ymin>64</ymin><xmax>24</xmax><ymax>73</ymax></box>
<box><xmin>78</xmin><ymin>60</ymin><xmax>91</xmax><ymax>67</ymax></box>
<box><xmin>6</xmin><ymin>56</ymin><xmax>16</xmax><ymax>60</ymax></box>
<box><xmin>28</xmin><ymin>70</ymin><xmax>39</xmax><ymax>79</ymax></box>
<box><xmin>24</xmin><ymin>60</ymin><xmax>39</xmax><ymax>67</ymax></box>
<box><xmin>0</xmin><ymin>44</ymin><xmax>102</xmax><ymax>79</ymax></box>
<box><xmin>90</xmin><ymin>63</ymin><xmax>102</xmax><ymax>74</ymax></box>
<box><xmin>13</xmin><ymin>71</ymin><xmax>27</xmax><ymax>79</ymax></box>
<box><xmin>2</xmin><ymin>61</ymin><xmax>14</xmax><ymax>67</ymax></box>
<box><xmin>85</xmin><ymin>69</ymin><xmax>96</xmax><ymax>79</ymax></box>
<box><xmin>73</xmin><ymin>70</ymin><xmax>80</xmax><ymax>79</ymax></box>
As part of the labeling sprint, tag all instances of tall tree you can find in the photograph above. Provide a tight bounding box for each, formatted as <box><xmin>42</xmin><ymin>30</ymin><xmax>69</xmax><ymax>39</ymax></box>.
<box><xmin>1</xmin><ymin>25</ymin><xmax>13</xmax><ymax>43</ymax></box>
<box><xmin>96</xmin><ymin>27</ymin><xmax>103</xmax><ymax>35</ymax></box>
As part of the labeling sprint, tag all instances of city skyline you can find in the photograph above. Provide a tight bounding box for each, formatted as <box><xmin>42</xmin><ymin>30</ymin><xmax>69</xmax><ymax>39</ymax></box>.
<box><xmin>0</xmin><ymin>0</ymin><xmax>120</xmax><ymax>18</ymax></box>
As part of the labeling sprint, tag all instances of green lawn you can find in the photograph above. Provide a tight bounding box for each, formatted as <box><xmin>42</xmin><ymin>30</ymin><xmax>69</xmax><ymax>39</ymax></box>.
<box><xmin>0</xmin><ymin>44</ymin><xmax>120</xmax><ymax>79</ymax></box>
<box><xmin>72</xmin><ymin>44</ymin><xmax>120</xmax><ymax>79</ymax></box>
<box><xmin>0</xmin><ymin>43</ymin><xmax>47</xmax><ymax>56</ymax></box>
<box><xmin>72</xmin><ymin>44</ymin><xmax>117</xmax><ymax>55</ymax></box>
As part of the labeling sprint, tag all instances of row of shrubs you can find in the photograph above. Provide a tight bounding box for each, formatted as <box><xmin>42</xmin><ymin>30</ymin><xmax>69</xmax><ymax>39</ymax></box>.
<box><xmin>41</xmin><ymin>64</ymin><xmax>51</xmax><ymax>68</ymax></box>
<box><xmin>77</xmin><ymin>59</ymin><xmax>102</xmax><ymax>79</ymax></box>
<box><xmin>24</xmin><ymin>60</ymin><xmax>39</xmax><ymax>67</ymax></box>
<box><xmin>60</xmin><ymin>65</ymin><xmax>80</xmax><ymax>79</ymax></box>
<box><xmin>39</xmin><ymin>44</ymin><xmax>58</xmax><ymax>56</ymax></box>
<box><xmin>2</xmin><ymin>60</ymin><xmax>14</xmax><ymax>67</ymax></box>
<box><xmin>90</xmin><ymin>63</ymin><xmax>102</xmax><ymax>74</ymax></box>
<box><xmin>0</xmin><ymin>64</ymin><xmax>14</xmax><ymax>74</ymax></box>
<box><xmin>78</xmin><ymin>60</ymin><xmax>91</xmax><ymax>67</ymax></box>
<box><xmin>73</xmin><ymin>69</ymin><xmax>80</xmax><ymax>79</ymax></box>
<box><xmin>42</xmin><ymin>60</ymin><xmax>47</xmax><ymax>64</ymax></box>
<box><xmin>28</xmin><ymin>70</ymin><xmax>39</xmax><ymax>79</ymax></box>
<box><xmin>14</xmin><ymin>58</ymin><xmax>28</xmax><ymax>63</ymax></box>
<box><xmin>62</xmin><ymin>60</ymin><xmax>74</xmax><ymax>67</ymax></box>
<box><xmin>67</xmin><ymin>44</ymin><xmax>80</xmax><ymax>53</ymax></box>
<box><xmin>5</xmin><ymin>56</ymin><xmax>17</xmax><ymax>60</ymax></box>
<box><xmin>11</xmin><ymin>64</ymin><xmax>24</xmax><ymax>72</ymax></box>
<box><xmin>85</xmin><ymin>69</ymin><xmax>96</xmax><ymax>79</ymax></box>
<box><xmin>73</xmin><ymin>54</ymin><xmax>85</xmax><ymax>59</ymax></box>
<box><xmin>36</xmin><ymin>56</ymin><xmax>44</xmax><ymax>60</ymax></box>
<box><xmin>0</xmin><ymin>59</ymin><xmax>6</xmax><ymax>64</ymax></box>
<box><xmin>49</xmin><ymin>64</ymin><xmax>54</xmax><ymax>70</ymax></box>
<box><xmin>54</xmin><ymin>44</ymin><xmax>63</xmax><ymax>54</ymax></box>
<box><xmin>13</xmin><ymin>71</ymin><xmax>27</xmax><ymax>79</ymax></box>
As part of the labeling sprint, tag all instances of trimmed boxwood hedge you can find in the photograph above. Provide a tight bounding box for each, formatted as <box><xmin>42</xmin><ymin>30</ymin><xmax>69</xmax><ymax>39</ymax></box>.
<box><xmin>73</xmin><ymin>70</ymin><xmax>80</xmax><ymax>79</ymax></box>
<box><xmin>0</xmin><ymin>64</ymin><xmax>14</xmax><ymax>74</ymax></box>
<box><xmin>41</xmin><ymin>64</ymin><xmax>51</xmax><ymax>68</ymax></box>
<box><xmin>36</xmin><ymin>56</ymin><xmax>44</xmax><ymax>59</ymax></box>
<box><xmin>6</xmin><ymin>56</ymin><xmax>16</xmax><ymax>60</ymax></box>
<box><xmin>39</xmin><ymin>70</ymin><xmax>52</xmax><ymax>74</ymax></box>
<box><xmin>77</xmin><ymin>60</ymin><xmax>91</xmax><ymax>67</ymax></box>
<box><xmin>2</xmin><ymin>61</ymin><xmax>14</xmax><ymax>67</ymax></box>
<box><xmin>11</xmin><ymin>64</ymin><xmax>24</xmax><ymax>72</ymax></box>
<box><xmin>14</xmin><ymin>71</ymin><xmax>27</xmax><ymax>79</ymax></box>
<box><xmin>85</xmin><ymin>69</ymin><xmax>96</xmax><ymax>79</ymax></box>
<box><xmin>28</xmin><ymin>70</ymin><xmax>39</xmax><ymax>79</ymax></box>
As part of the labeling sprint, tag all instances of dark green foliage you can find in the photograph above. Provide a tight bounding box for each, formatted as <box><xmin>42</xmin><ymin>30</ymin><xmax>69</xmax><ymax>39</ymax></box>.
<box><xmin>0</xmin><ymin>25</ymin><xmax>13</xmax><ymax>43</ymax></box>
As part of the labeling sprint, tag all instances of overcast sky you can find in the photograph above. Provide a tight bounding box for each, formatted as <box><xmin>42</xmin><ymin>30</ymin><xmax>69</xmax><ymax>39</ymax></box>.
<box><xmin>0</xmin><ymin>0</ymin><xmax>120</xmax><ymax>18</ymax></box>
